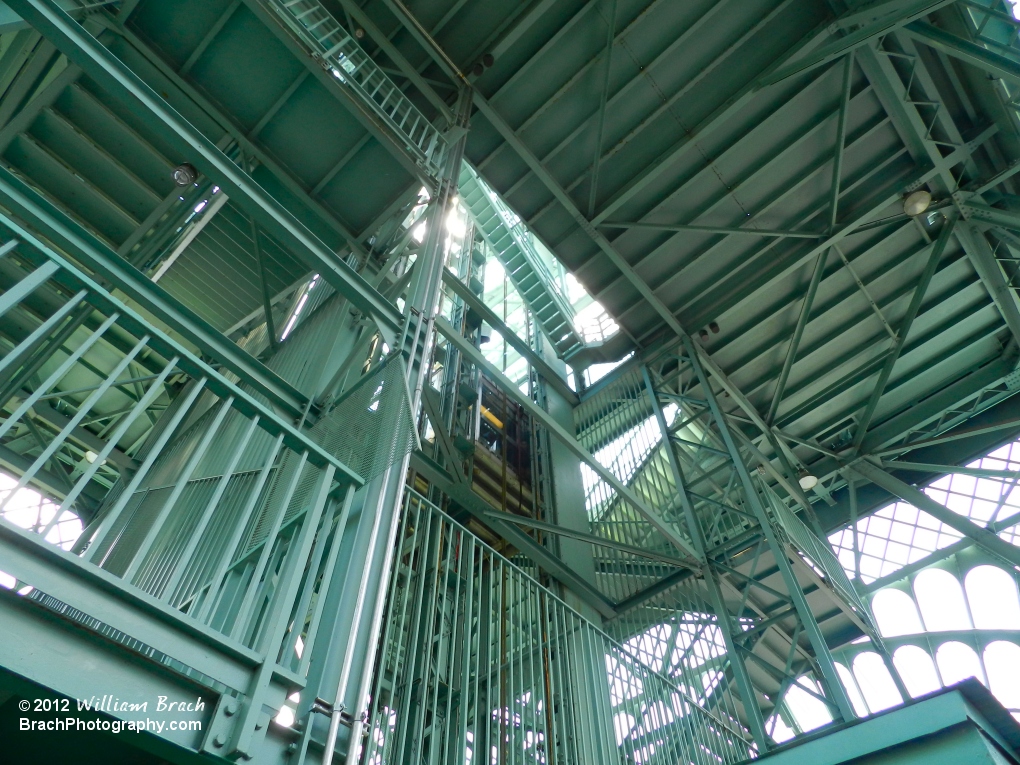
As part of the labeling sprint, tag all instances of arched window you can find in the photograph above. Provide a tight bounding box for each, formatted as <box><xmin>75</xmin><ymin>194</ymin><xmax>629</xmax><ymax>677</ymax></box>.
<box><xmin>852</xmin><ymin>652</ymin><xmax>903</xmax><ymax>712</ymax></box>
<box><xmin>983</xmin><ymin>642</ymin><xmax>1020</xmax><ymax>719</ymax></box>
<box><xmin>913</xmin><ymin>569</ymin><xmax>972</xmax><ymax>631</ymax></box>
<box><xmin>783</xmin><ymin>677</ymin><xmax>833</xmax><ymax>733</ymax></box>
<box><xmin>935</xmin><ymin>642</ymin><xmax>986</xmax><ymax>686</ymax></box>
<box><xmin>892</xmin><ymin>645</ymin><xmax>941</xmax><ymax>698</ymax></box>
<box><xmin>871</xmin><ymin>588</ymin><xmax>924</xmax><ymax>637</ymax></box>
<box><xmin>965</xmin><ymin>566</ymin><xmax>1020</xmax><ymax>630</ymax></box>
<box><xmin>835</xmin><ymin>662</ymin><xmax>869</xmax><ymax>716</ymax></box>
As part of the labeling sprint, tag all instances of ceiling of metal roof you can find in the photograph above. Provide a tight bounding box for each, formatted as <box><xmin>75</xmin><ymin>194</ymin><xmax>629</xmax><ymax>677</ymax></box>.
<box><xmin>0</xmin><ymin>0</ymin><xmax>1019</xmax><ymax>525</ymax></box>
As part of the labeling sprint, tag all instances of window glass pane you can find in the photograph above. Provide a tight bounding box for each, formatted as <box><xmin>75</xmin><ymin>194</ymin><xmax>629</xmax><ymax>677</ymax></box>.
<box><xmin>892</xmin><ymin>645</ymin><xmax>941</xmax><ymax>698</ymax></box>
<box><xmin>767</xmin><ymin>713</ymin><xmax>795</xmax><ymax>744</ymax></box>
<box><xmin>852</xmin><ymin>652</ymin><xmax>903</xmax><ymax>712</ymax></box>
<box><xmin>965</xmin><ymin>566</ymin><xmax>1020</xmax><ymax>629</ymax></box>
<box><xmin>984</xmin><ymin>641</ymin><xmax>1020</xmax><ymax>716</ymax></box>
<box><xmin>784</xmin><ymin>677</ymin><xmax>833</xmax><ymax>733</ymax></box>
<box><xmin>836</xmin><ymin>662</ymin><xmax>869</xmax><ymax>717</ymax></box>
<box><xmin>871</xmin><ymin>589</ymin><xmax>924</xmax><ymax>637</ymax></box>
<box><xmin>935</xmin><ymin>641</ymin><xmax>986</xmax><ymax>686</ymax></box>
<box><xmin>914</xmin><ymin>569</ymin><xmax>972</xmax><ymax>631</ymax></box>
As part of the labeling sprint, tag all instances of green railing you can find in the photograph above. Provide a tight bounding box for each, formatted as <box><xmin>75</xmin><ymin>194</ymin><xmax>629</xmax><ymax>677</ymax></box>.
<box><xmin>360</xmin><ymin>488</ymin><xmax>756</xmax><ymax>765</ymax></box>
<box><xmin>0</xmin><ymin>216</ymin><xmax>411</xmax><ymax>738</ymax></box>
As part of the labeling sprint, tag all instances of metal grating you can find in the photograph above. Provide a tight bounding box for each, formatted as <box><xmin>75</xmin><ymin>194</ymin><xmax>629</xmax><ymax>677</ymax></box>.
<box><xmin>315</xmin><ymin>354</ymin><xmax>419</xmax><ymax>484</ymax></box>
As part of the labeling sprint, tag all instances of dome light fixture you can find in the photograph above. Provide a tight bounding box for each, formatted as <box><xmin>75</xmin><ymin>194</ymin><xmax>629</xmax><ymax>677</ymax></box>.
<box><xmin>798</xmin><ymin>472</ymin><xmax>819</xmax><ymax>491</ymax></box>
<box><xmin>903</xmin><ymin>189</ymin><xmax>932</xmax><ymax>217</ymax></box>
<box><xmin>172</xmin><ymin>163</ymin><xmax>199</xmax><ymax>187</ymax></box>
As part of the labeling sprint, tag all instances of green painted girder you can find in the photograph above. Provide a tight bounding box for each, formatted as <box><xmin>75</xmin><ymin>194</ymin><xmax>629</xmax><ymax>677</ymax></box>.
<box><xmin>905</xmin><ymin>18</ymin><xmax>1020</xmax><ymax>86</ymax></box>
<box><xmin>259</xmin><ymin>0</ymin><xmax>448</xmax><ymax>178</ymax></box>
<box><xmin>0</xmin><ymin>165</ymin><xmax>310</xmax><ymax>417</ymax></box>
<box><xmin>798</xmin><ymin>348</ymin><xmax>1018</xmax><ymax>485</ymax></box>
<box><xmin>407</xmin><ymin>449</ymin><xmax>618</xmax><ymax>618</ymax></box>
<box><xmin>5</xmin><ymin>0</ymin><xmax>405</xmax><ymax>338</ymax></box>
<box><xmin>1</xmin><ymin>212</ymin><xmax>366</xmax><ymax>483</ymax></box>
<box><xmin>436</xmin><ymin>315</ymin><xmax>703</xmax><ymax>565</ymax></box>
<box><xmin>105</xmin><ymin>16</ymin><xmax>379</xmax><ymax>255</ymax></box>
<box><xmin>157</xmin><ymin>201</ymin><xmax>312</xmax><ymax>333</ymax></box>
<box><xmin>239</xmin><ymin>0</ymin><xmax>442</xmax><ymax>189</ymax></box>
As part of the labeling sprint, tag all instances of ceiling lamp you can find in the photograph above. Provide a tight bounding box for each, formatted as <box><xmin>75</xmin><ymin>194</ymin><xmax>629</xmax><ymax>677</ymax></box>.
<box><xmin>172</xmin><ymin>163</ymin><xmax>198</xmax><ymax>187</ymax></box>
<box><xmin>903</xmin><ymin>189</ymin><xmax>931</xmax><ymax>217</ymax></box>
<box><xmin>798</xmin><ymin>472</ymin><xmax>819</xmax><ymax>491</ymax></box>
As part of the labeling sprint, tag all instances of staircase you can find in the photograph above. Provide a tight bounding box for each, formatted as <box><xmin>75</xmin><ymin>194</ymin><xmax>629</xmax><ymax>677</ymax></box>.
<box><xmin>458</xmin><ymin>163</ymin><xmax>585</xmax><ymax>360</ymax></box>
<box><xmin>265</xmin><ymin>0</ymin><xmax>448</xmax><ymax>178</ymax></box>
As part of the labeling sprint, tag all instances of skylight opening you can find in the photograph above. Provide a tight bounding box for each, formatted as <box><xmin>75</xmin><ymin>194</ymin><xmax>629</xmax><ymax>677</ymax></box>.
<box><xmin>574</xmin><ymin>299</ymin><xmax>619</xmax><ymax>344</ymax></box>
<box><xmin>584</xmin><ymin>352</ymin><xmax>633</xmax><ymax>387</ymax></box>
<box><xmin>280</xmin><ymin>274</ymin><xmax>319</xmax><ymax>341</ymax></box>
<box><xmin>829</xmin><ymin>437</ymin><xmax>1020</xmax><ymax>584</ymax></box>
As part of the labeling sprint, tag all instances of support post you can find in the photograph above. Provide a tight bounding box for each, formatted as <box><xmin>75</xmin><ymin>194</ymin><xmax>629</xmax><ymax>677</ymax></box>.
<box><xmin>641</xmin><ymin>366</ymin><xmax>770</xmax><ymax>749</ymax></box>
<box><xmin>683</xmin><ymin>338</ymin><xmax>858</xmax><ymax>724</ymax></box>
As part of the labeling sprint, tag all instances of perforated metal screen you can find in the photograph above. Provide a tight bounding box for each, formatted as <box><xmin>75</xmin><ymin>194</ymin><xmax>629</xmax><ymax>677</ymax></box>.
<box><xmin>314</xmin><ymin>354</ymin><xmax>419</xmax><ymax>484</ymax></box>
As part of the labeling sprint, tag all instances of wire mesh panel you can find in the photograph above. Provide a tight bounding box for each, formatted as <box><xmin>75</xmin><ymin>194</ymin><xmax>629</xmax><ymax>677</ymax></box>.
<box><xmin>361</xmin><ymin>488</ymin><xmax>756</xmax><ymax>765</ymax></box>
<box><xmin>315</xmin><ymin>354</ymin><xmax>419</xmax><ymax>484</ymax></box>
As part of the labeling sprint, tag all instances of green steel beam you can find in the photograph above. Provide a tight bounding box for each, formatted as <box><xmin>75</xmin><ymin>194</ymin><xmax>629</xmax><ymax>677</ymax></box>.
<box><xmin>597</xmin><ymin>222</ymin><xmax>827</xmax><ymax>239</ymax></box>
<box><xmin>881</xmin><ymin>459</ymin><xmax>1020</xmax><ymax>478</ymax></box>
<box><xmin>586</xmin><ymin>0</ymin><xmax>616</xmax><ymax>219</ymax></box>
<box><xmin>237</xmin><ymin>0</ymin><xmax>437</xmax><ymax>188</ymax></box>
<box><xmin>420</xmin><ymin>385</ymin><xmax>466</xmax><ymax>483</ymax></box>
<box><xmin>334</xmin><ymin>0</ymin><xmax>454</xmax><ymax>123</ymax></box>
<box><xmin>852</xmin><ymin>216</ymin><xmax>958</xmax><ymax>447</ymax></box>
<box><xmin>873</xmin><ymin>412</ymin><xmax>1020</xmax><ymax>456</ymax></box>
<box><xmin>684</xmin><ymin>337</ymin><xmax>857</xmax><ymax>723</ymax></box>
<box><xmin>101</xmin><ymin>17</ymin><xmax>371</xmax><ymax>254</ymax></box>
<box><xmin>375</xmin><ymin>0</ymin><xmax>468</xmax><ymax>86</ymax></box>
<box><xmin>641</xmin><ymin>365</ymin><xmax>770</xmax><ymax>749</ymax></box>
<box><xmin>589</xmin><ymin>16</ymin><xmax>829</xmax><ymax>226</ymax></box>
<box><xmin>905</xmin><ymin>19</ymin><xmax>1020</xmax><ymax>85</ymax></box>
<box><xmin>0</xmin><ymin>166</ymin><xmax>309</xmax><ymax>417</ymax></box>
<box><xmin>483</xmin><ymin>509</ymin><xmax>687</xmax><ymax>567</ymax></box>
<box><xmin>962</xmin><ymin>200</ymin><xmax>1020</xmax><ymax>232</ymax></box>
<box><xmin>758</xmin><ymin>0</ymin><xmax>960</xmax><ymax>87</ymax></box>
<box><xmin>767</xmin><ymin>251</ymin><xmax>827</xmax><ymax>425</ymax></box>
<box><xmin>1</xmin><ymin>211</ymin><xmax>364</xmax><ymax>483</ymax></box>
<box><xmin>853</xmin><ymin>36</ymin><xmax>1020</xmax><ymax>350</ymax></box>
<box><xmin>829</xmin><ymin>52</ymin><xmax>854</xmax><ymax>229</ymax></box>
<box><xmin>954</xmin><ymin>223</ymin><xmax>1020</xmax><ymax>345</ymax></box>
<box><xmin>7</xmin><ymin>0</ymin><xmax>404</xmax><ymax>339</ymax></box>
<box><xmin>847</xmin><ymin>457</ymin><xmax>1020</xmax><ymax>567</ymax></box>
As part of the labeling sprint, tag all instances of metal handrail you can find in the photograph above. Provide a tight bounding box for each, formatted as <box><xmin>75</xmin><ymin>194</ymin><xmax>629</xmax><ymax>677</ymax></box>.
<box><xmin>362</xmin><ymin>487</ymin><xmax>756</xmax><ymax>765</ymax></box>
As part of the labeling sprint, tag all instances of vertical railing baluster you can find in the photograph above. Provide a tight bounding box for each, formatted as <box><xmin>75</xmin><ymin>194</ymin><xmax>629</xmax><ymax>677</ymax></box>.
<box><xmin>85</xmin><ymin>378</ymin><xmax>209</xmax><ymax>564</ymax></box>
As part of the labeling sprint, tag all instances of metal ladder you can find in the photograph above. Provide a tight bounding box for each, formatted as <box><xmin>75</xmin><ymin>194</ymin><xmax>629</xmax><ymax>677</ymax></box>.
<box><xmin>266</xmin><ymin>0</ymin><xmax>447</xmax><ymax>179</ymax></box>
<box><xmin>458</xmin><ymin>164</ymin><xmax>585</xmax><ymax>360</ymax></box>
